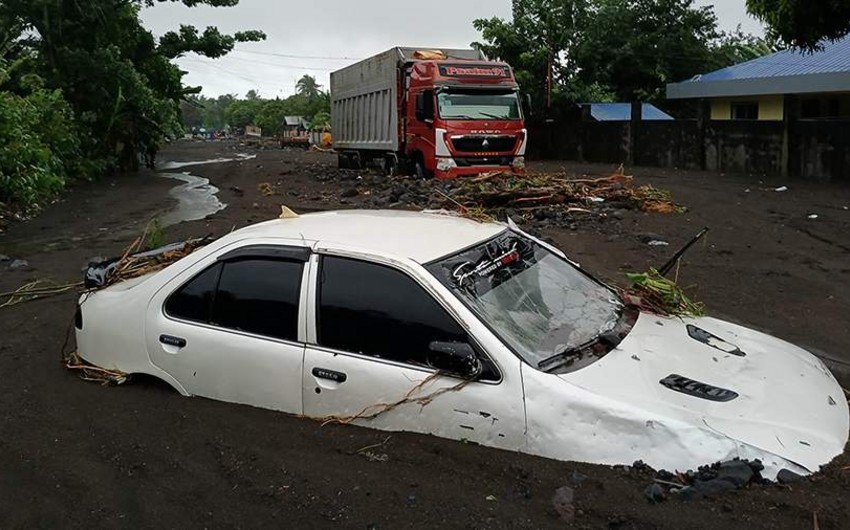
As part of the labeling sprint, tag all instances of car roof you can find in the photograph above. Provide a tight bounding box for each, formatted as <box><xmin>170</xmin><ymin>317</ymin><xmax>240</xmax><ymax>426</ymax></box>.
<box><xmin>227</xmin><ymin>209</ymin><xmax>506</xmax><ymax>263</ymax></box>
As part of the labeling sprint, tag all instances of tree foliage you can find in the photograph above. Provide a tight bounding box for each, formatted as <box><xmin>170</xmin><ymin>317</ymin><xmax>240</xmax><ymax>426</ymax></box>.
<box><xmin>180</xmin><ymin>76</ymin><xmax>331</xmax><ymax>136</ymax></box>
<box><xmin>746</xmin><ymin>0</ymin><xmax>850</xmax><ymax>50</ymax></box>
<box><xmin>0</xmin><ymin>0</ymin><xmax>264</xmax><ymax>209</ymax></box>
<box><xmin>474</xmin><ymin>0</ymin><xmax>775</xmax><ymax>109</ymax></box>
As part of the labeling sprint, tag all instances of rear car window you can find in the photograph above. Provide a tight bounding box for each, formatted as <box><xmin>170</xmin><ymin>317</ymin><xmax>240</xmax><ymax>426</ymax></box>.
<box><xmin>166</xmin><ymin>258</ymin><xmax>303</xmax><ymax>342</ymax></box>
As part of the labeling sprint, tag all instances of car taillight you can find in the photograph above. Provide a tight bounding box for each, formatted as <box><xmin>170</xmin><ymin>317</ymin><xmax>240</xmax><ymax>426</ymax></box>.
<box><xmin>75</xmin><ymin>304</ymin><xmax>83</xmax><ymax>330</ymax></box>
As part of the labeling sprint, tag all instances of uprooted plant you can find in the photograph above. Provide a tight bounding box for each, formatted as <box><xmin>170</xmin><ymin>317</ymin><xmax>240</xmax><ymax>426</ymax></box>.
<box><xmin>620</xmin><ymin>268</ymin><xmax>705</xmax><ymax>318</ymax></box>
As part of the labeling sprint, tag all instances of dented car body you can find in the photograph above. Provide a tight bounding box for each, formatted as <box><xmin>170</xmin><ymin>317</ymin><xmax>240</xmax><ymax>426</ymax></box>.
<box><xmin>75</xmin><ymin>210</ymin><xmax>849</xmax><ymax>479</ymax></box>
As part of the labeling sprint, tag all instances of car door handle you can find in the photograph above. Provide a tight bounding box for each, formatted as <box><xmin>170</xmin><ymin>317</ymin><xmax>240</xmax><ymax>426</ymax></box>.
<box><xmin>311</xmin><ymin>367</ymin><xmax>347</xmax><ymax>383</ymax></box>
<box><xmin>159</xmin><ymin>334</ymin><xmax>187</xmax><ymax>348</ymax></box>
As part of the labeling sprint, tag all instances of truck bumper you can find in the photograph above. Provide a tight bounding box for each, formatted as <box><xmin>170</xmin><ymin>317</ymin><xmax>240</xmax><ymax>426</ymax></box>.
<box><xmin>434</xmin><ymin>156</ymin><xmax>525</xmax><ymax>180</ymax></box>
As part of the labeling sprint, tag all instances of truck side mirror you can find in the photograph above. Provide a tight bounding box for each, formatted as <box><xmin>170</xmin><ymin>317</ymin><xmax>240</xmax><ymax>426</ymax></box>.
<box><xmin>416</xmin><ymin>93</ymin><xmax>425</xmax><ymax>121</ymax></box>
<box><xmin>416</xmin><ymin>91</ymin><xmax>435</xmax><ymax>123</ymax></box>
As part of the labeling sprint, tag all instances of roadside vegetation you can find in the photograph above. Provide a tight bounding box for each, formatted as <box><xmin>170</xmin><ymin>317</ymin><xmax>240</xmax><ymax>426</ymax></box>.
<box><xmin>0</xmin><ymin>0</ymin><xmax>263</xmax><ymax>212</ymax></box>
<box><xmin>179</xmin><ymin>75</ymin><xmax>331</xmax><ymax>136</ymax></box>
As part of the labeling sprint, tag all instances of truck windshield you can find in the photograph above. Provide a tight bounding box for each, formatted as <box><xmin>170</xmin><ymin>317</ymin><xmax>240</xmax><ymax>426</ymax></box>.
<box><xmin>437</xmin><ymin>90</ymin><xmax>521</xmax><ymax>120</ymax></box>
<box><xmin>426</xmin><ymin>232</ymin><xmax>623</xmax><ymax>371</ymax></box>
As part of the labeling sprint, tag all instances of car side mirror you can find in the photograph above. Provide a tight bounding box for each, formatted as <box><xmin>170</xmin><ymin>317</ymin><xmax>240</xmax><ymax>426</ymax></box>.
<box><xmin>427</xmin><ymin>341</ymin><xmax>482</xmax><ymax>379</ymax></box>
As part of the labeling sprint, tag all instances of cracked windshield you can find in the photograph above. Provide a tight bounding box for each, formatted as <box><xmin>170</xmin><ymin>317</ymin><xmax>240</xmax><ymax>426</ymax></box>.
<box><xmin>437</xmin><ymin>90</ymin><xmax>522</xmax><ymax>120</ymax></box>
<box><xmin>428</xmin><ymin>232</ymin><xmax>621</xmax><ymax>368</ymax></box>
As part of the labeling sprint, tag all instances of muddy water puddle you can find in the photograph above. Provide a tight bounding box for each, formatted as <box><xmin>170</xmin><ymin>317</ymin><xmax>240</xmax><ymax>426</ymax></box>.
<box><xmin>157</xmin><ymin>153</ymin><xmax>256</xmax><ymax>171</ymax></box>
<box><xmin>158</xmin><ymin>172</ymin><xmax>226</xmax><ymax>226</ymax></box>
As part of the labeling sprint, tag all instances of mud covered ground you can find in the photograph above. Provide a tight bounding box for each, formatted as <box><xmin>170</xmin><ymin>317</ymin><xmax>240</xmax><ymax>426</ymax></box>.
<box><xmin>1</xmin><ymin>139</ymin><xmax>849</xmax><ymax>529</ymax></box>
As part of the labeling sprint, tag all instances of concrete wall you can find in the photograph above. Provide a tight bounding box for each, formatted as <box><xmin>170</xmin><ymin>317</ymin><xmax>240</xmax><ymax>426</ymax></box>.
<box><xmin>705</xmin><ymin>121</ymin><xmax>784</xmax><ymax>174</ymax></box>
<box><xmin>528</xmin><ymin>116</ymin><xmax>850</xmax><ymax>180</ymax></box>
<box><xmin>797</xmin><ymin>120</ymin><xmax>850</xmax><ymax>179</ymax></box>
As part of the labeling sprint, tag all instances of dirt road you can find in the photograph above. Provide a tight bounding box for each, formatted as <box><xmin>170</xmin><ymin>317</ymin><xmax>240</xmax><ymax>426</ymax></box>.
<box><xmin>1</xmin><ymin>140</ymin><xmax>849</xmax><ymax>528</ymax></box>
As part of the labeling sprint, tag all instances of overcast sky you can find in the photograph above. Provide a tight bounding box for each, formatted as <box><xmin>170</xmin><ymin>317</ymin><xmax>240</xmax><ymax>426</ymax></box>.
<box><xmin>140</xmin><ymin>0</ymin><xmax>764</xmax><ymax>98</ymax></box>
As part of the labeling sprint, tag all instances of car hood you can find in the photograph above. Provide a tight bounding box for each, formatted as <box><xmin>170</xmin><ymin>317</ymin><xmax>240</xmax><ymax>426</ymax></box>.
<box><xmin>559</xmin><ymin>312</ymin><xmax>849</xmax><ymax>473</ymax></box>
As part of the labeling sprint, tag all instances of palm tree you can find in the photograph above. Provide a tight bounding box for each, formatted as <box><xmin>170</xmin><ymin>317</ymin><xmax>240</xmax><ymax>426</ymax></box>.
<box><xmin>295</xmin><ymin>74</ymin><xmax>322</xmax><ymax>99</ymax></box>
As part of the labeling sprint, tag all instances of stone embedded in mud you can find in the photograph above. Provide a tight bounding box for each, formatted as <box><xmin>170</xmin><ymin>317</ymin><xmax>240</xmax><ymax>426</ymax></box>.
<box><xmin>551</xmin><ymin>486</ymin><xmax>576</xmax><ymax>522</ymax></box>
<box><xmin>9</xmin><ymin>259</ymin><xmax>29</xmax><ymax>269</ymax></box>
<box><xmin>340</xmin><ymin>187</ymin><xmax>359</xmax><ymax>198</ymax></box>
<box><xmin>693</xmin><ymin>478</ymin><xmax>737</xmax><ymax>497</ymax></box>
<box><xmin>716</xmin><ymin>460</ymin><xmax>754</xmax><ymax>487</ymax></box>
<box><xmin>0</xmin><ymin>254</ymin><xmax>10</xmax><ymax>262</ymax></box>
<box><xmin>776</xmin><ymin>469</ymin><xmax>803</xmax><ymax>484</ymax></box>
<box><xmin>644</xmin><ymin>483</ymin><xmax>666</xmax><ymax>503</ymax></box>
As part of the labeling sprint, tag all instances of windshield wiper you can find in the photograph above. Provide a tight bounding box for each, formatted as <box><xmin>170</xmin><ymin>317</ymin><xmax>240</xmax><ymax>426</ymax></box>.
<box><xmin>478</xmin><ymin>111</ymin><xmax>508</xmax><ymax>119</ymax></box>
<box><xmin>537</xmin><ymin>330</ymin><xmax>624</xmax><ymax>373</ymax></box>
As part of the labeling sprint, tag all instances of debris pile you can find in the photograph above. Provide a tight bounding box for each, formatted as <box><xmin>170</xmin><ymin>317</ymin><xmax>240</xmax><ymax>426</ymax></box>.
<box><xmin>621</xmin><ymin>268</ymin><xmax>705</xmax><ymax>317</ymax></box>
<box><xmin>439</xmin><ymin>167</ymin><xmax>683</xmax><ymax>219</ymax></box>
<box><xmin>84</xmin><ymin>236</ymin><xmax>210</xmax><ymax>289</ymax></box>
<box><xmin>339</xmin><ymin>166</ymin><xmax>684</xmax><ymax>229</ymax></box>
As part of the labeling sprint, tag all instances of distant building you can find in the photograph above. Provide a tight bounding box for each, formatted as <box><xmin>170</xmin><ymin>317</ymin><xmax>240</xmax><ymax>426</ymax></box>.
<box><xmin>283</xmin><ymin>116</ymin><xmax>309</xmax><ymax>134</ymax></box>
<box><xmin>667</xmin><ymin>36</ymin><xmax>850</xmax><ymax>121</ymax></box>
<box><xmin>579</xmin><ymin>102</ymin><xmax>674</xmax><ymax>121</ymax></box>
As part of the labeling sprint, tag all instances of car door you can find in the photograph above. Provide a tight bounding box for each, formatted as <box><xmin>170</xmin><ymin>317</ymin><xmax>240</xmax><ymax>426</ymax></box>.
<box><xmin>146</xmin><ymin>243</ymin><xmax>311</xmax><ymax>414</ymax></box>
<box><xmin>301</xmin><ymin>253</ymin><xmax>526</xmax><ymax>451</ymax></box>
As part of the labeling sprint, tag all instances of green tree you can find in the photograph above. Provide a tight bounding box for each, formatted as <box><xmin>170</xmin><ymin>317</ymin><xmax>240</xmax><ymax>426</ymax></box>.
<box><xmin>746</xmin><ymin>0</ymin><xmax>850</xmax><ymax>50</ymax></box>
<box><xmin>311</xmin><ymin>110</ymin><xmax>331</xmax><ymax>129</ymax></box>
<box><xmin>474</xmin><ymin>0</ymin><xmax>589</xmax><ymax>110</ymax></box>
<box><xmin>295</xmin><ymin>74</ymin><xmax>322</xmax><ymax>99</ymax></box>
<box><xmin>254</xmin><ymin>98</ymin><xmax>290</xmax><ymax>135</ymax></box>
<box><xmin>0</xmin><ymin>0</ymin><xmax>264</xmax><ymax>173</ymax></box>
<box><xmin>225</xmin><ymin>98</ymin><xmax>263</xmax><ymax>128</ymax></box>
<box><xmin>574</xmin><ymin>0</ymin><xmax>724</xmax><ymax>102</ymax></box>
<box><xmin>0</xmin><ymin>63</ymin><xmax>86</xmax><ymax>207</ymax></box>
<box><xmin>473</xmin><ymin>0</ymin><xmax>773</xmax><ymax>107</ymax></box>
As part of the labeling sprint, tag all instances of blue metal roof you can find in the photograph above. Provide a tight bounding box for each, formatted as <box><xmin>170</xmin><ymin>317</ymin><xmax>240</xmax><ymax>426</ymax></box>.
<box><xmin>700</xmin><ymin>36</ymin><xmax>850</xmax><ymax>81</ymax></box>
<box><xmin>582</xmin><ymin>103</ymin><xmax>674</xmax><ymax>121</ymax></box>
<box><xmin>667</xmin><ymin>36</ymin><xmax>850</xmax><ymax>99</ymax></box>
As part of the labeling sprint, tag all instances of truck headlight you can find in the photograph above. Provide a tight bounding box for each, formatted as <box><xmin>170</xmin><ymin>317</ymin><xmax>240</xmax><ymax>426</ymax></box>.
<box><xmin>436</xmin><ymin>158</ymin><xmax>457</xmax><ymax>171</ymax></box>
<box><xmin>512</xmin><ymin>156</ymin><xmax>526</xmax><ymax>169</ymax></box>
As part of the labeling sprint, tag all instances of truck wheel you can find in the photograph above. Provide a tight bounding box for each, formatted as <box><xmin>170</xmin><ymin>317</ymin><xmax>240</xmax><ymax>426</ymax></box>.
<box><xmin>415</xmin><ymin>160</ymin><xmax>433</xmax><ymax>180</ymax></box>
<box><xmin>384</xmin><ymin>155</ymin><xmax>398</xmax><ymax>177</ymax></box>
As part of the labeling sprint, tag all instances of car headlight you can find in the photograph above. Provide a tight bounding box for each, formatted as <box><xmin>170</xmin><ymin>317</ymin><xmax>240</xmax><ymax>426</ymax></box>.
<box><xmin>436</xmin><ymin>158</ymin><xmax>457</xmax><ymax>171</ymax></box>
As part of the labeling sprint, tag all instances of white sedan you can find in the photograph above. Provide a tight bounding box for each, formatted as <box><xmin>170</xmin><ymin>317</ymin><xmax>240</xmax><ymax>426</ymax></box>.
<box><xmin>75</xmin><ymin>210</ymin><xmax>848</xmax><ymax>479</ymax></box>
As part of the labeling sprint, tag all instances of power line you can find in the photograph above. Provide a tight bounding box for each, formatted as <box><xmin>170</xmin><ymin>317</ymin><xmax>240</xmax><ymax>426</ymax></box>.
<box><xmin>232</xmin><ymin>49</ymin><xmax>363</xmax><ymax>61</ymax></box>
<box><xmin>181</xmin><ymin>57</ymin><xmax>299</xmax><ymax>94</ymax></box>
<box><xmin>222</xmin><ymin>55</ymin><xmax>339</xmax><ymax>72</ymax></box>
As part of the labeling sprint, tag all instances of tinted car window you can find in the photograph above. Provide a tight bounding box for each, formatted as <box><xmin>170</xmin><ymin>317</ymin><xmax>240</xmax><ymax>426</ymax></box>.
<box><xmin>211</xmin><ymin>259</ymin><xmax>303</xmax><ymax>341</ymax></box>
<box><xmin>165</xmin><ymin>257</ymin><xmax>303</xmax><ymax>342</ymax></box>
<box><xmin>317</xmin><ymin>256</ymin><xmax>467</xmax><ymax>366</ymax></box>
<box><xmin>165</xmin><ymin>263</ymin><xmax>222</xmax><ymax>323</ymax></box>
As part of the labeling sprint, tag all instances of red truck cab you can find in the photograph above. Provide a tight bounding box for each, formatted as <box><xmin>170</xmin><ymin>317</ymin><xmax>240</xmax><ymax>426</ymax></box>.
<box><xmin>331</xmin><ymin>48</ymin><xmax>527</xmax><ymax>179</ymax></box>
<box><xmin>404</xmin><ymin>61</ymin><xmax>527</xmax><ymax>179</ymax></box>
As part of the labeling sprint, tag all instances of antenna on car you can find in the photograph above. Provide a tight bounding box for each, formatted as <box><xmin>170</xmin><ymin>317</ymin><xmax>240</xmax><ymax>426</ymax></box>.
<box><xmin>658</xmin><ymin>227</ymin><xmax>709</xmax><ymax>277</ymax></box>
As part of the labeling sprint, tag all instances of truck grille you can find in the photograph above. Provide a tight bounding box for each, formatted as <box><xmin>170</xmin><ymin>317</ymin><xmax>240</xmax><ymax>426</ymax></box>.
<box><xmin>451</xmin><ymin>136</ymin><xmax>517</xmax><ymax>154</ymax></box>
